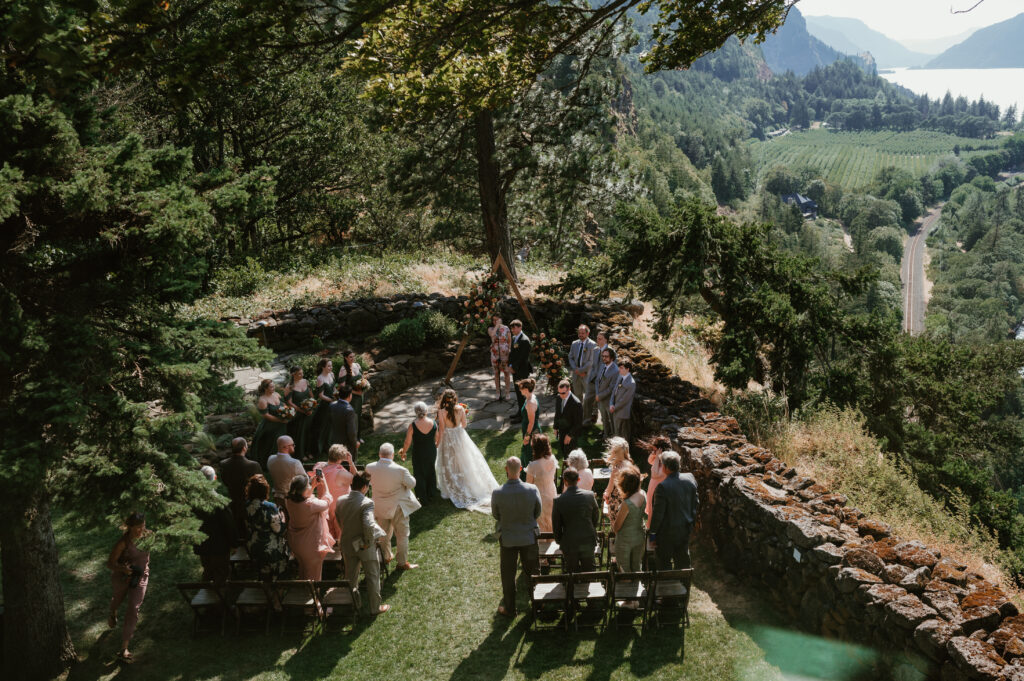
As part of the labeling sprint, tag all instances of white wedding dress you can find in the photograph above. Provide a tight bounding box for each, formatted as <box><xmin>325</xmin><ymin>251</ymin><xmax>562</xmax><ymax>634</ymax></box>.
<box><xmin>436</xmin><ymin>412</ymin><xmax>500</xmax><ymax>513</ymax></box>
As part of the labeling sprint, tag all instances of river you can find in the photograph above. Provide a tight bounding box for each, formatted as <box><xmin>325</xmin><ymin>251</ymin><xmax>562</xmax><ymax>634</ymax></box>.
<box><xmin>880</xmin><ymin>67</ymin><xmax>1024</xmax><ymax>115</ymax></box>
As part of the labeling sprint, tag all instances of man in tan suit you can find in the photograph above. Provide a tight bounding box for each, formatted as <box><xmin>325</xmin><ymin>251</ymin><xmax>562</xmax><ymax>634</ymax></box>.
<box><xmin>365</xmin><ymin>442</ymin><xmax>421</xmax><ymax>570</ymax></box>
<box><xmin>336</xmin><ymin>474</ymin><xmax>389</xmax><ymax>615</ymax></box>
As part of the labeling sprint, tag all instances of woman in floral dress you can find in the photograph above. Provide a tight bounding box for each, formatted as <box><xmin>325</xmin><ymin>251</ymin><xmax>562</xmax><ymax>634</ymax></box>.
<box><xmin>244</xmin><ymin>474</ymin><xmax>291</xmax><ymax>580</ymax></box>
<box><xmin>488</xmin><ymin>314</ymin><xmax>512</xmax><ymax>401</ymax></box>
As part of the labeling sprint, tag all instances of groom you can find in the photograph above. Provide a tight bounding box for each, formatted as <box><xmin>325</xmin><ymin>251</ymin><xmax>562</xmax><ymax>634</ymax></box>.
<box><xmin>508</xmin><ymin>320</ymin><xmax>532</xmax><ymax>424</ymax></box>
<box><xmin>491</xmin><ymin>456</ymin><xmax>541</xmax><ymax>617</ymax></box>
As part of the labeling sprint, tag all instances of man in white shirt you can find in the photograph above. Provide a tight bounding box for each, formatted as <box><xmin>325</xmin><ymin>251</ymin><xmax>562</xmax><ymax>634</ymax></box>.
<box><xmin>365</xmin><ymin>442</ymin><xmax>421</xmax><ymax>570</ymax></box>
<box><xmin>267</xmin><ymin>436</ymin><xmax>305</xmax><ymax>510</ymax></box>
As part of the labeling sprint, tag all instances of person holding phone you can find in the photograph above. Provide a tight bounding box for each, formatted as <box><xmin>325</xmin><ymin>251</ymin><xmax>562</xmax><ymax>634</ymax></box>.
<box><xmin>285</xmin><ymin>473</ymin><xmax>333</xmax><ymax>579</ymax></box>
<box><xmin>314</xmin><ymin>444</ymin><xmax>355</xmax><ymax>543</ymax></box>
<box><xmin>107</xmin><ymin>512</ymin><xmax>150</xmax><ymax>663</ymax></box>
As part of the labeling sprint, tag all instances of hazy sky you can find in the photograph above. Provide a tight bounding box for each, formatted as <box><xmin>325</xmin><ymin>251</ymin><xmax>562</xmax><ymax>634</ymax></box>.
<box><xmin>798</xmin><ymin>0</ymin><xmax>1023</xmax><ymax>40</ymax></box>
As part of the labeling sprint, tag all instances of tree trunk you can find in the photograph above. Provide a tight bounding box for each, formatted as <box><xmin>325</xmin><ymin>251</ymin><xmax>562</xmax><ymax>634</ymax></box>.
<box><xmin>1</xmin><ymin>492</ymin><xmax>76</xmax><ymax>681</ymax></box>
<box><xmin>474</xmin><ymin>110</ymin><xmax>517</xmax><ymax>280</ymax></box>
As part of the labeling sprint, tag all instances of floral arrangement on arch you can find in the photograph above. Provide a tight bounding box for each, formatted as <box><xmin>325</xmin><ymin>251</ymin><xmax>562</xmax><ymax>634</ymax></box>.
<box><xmin>459</xmin><ymin>270</ymin><xmax>508</xmax><ymax>335</ymax></box>
<box><xmin>533</xmin><ymin>331</ymin><xmax>566</xmax><ymax>391</ymax></box>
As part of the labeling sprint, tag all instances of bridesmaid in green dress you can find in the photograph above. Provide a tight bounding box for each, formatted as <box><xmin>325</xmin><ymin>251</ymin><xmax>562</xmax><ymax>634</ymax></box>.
<box><xmin>311</xmin><ymin>358</ymin><xmax>336</xmax><ymax>458</ymax></box>
<box><xmin>252</xmin><ymin>379</ymin><xmax>288</xmax><ymax>470</ymax></box>
<box><xmin>517</xmin><ymin>378</ymin><xmax>541</xmax><ymax>480</ymax></box>
<box><xmin>285</xmin><ymin>366</ymin><xmax>314</xmax><ymax>461</ymax></box>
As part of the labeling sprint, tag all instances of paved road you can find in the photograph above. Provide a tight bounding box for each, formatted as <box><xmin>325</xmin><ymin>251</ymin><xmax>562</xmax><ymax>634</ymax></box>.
<box><xmin>901</xmin><ymin>203</ymin><xmax>943</xmax><ymax>335</ymax></box>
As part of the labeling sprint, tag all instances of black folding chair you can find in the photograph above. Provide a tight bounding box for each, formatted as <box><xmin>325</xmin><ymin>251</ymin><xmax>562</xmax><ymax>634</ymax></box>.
<box><xmin>176</xmin><ymin>582</ymin><xmax>229</xmax><ymax>636</ymax></box>
<box><xmin>228</xmin><ymin>580</ymin><xmax>274</xmax><ymax>635</ymax></box>
<box><xmin>649</xmin><ymin>569</ymin><xmax>693</xmax><ymax>628</ymax></box>
<box><xmin>569</xmin><ymin>571</ymin><xmax>612</xmax><ymax>631</ymax></box>
<box><xmin>275</xmin><ymin>580</ymin><xmax>320</xmax><ymax>634</ymax></box>
<box><xmin>609</xmin><ymin>571</ymin><xmax>651</xmax><ymax>631</ymax></box>
<box><xmin>315</xmin><ymin>580</ymin><xmax>359</xmax><ymax>632</ymax></box>
<box><xmin>529</xmin><ymin>573</ymin><xmax>571</xmax><ymax>631</ymax></box>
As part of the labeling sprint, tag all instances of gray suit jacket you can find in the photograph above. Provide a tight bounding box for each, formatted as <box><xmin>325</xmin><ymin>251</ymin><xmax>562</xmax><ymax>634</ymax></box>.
<box><xmin>329</xmin><ymin>399</ymin><xmax>359</xmax><ymax>455</ymax></box>
<box><xmin>552</xmin><ymin>486</ymin><xmax>600</xmax><ymax>550</ymax></box>
<box><xmin>609</xmin><ymin>372</ymin><xmax>636</xmax><ymax>418</ymax></box>
<box><xmin>336</xmin><ymin>490</ymin><xmax>385</xmax><ymax>560</ymax></box>
<box><xmin>587</xmin><ymin>345</ymin><xmax>609</xmax><ymax>385</ymax></box>
<box><xmin>594</xmin><ymin>361</ymin><xmax>619</xmax><ymax>401</ymax></box>
<box><xmin>649</xmin><ymin>472</ymin><xmax>699</xmax><ymax>551</ymax></box>
<box><xmin>568</xmin><ymin>338</ymin><xmax>598</xmax><ymax>375</ymax></box>
<box><xmin>491</xmin><ymin>479</ymin><xmax>541</xmax><ymax>547</ymax></box>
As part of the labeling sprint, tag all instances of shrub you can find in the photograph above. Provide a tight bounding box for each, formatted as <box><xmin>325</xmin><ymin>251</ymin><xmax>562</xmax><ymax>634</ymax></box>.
<box><xmin>420</xmin><ymin>310</ymin><xmax>458</xmax><ymax>345</ymax></box>
<box><xmin>379</xmin><ymin>317</ymin><xmax>426</xmax><ymax>354</ymax></box>
<box><xmin>212</xmin><ymin>257</ymin><xmax>270</xmax><ymax>297</ymax></box>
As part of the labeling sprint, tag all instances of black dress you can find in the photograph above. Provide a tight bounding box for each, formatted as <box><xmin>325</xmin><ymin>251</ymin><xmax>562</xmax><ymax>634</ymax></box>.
<box><xmin>410</xmin><ymin>420</ymin><xmax>438</xmax><ymax>502</ymax></box>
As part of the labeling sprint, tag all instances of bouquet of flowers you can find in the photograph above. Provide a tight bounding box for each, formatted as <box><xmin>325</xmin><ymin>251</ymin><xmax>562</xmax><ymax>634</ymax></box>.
<box><xmin>300</xmin><ymin>397</ymin><xmax>318</xmax><ymax>413</ymax></box>
<box><xmin>459</xmin><ymin>402</ymin><xmax>469</xmax><ymax>417</ymax></box>
<box><xmin>459</xmin><ymin>270</ymin><xmax>508</xmax><ymax>336</ymax></box>
<box><xmin>532</xmin><ymin>331</ymin><xmax>566</xmax><ymax>391</ymax></box>
<box><xmin>277</xmin><ymin>403</ymin><xmax>297</xmax><ymax>420</ymax></box>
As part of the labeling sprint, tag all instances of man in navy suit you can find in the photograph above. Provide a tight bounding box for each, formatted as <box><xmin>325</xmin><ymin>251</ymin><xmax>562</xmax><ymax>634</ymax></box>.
<box><xmin>649</xmin><ymin>452</ymin><xmax>699</xmax><ymax>570</ymax></box>
<box><xmin>329</xmin><ymin>384</ymin><xmax>359</xmax><ymax>461</ymax></box>
<box><xmin>508</xmin><ymin>320</ymin><xmax>532</xmax><ymax>423</ymax></box>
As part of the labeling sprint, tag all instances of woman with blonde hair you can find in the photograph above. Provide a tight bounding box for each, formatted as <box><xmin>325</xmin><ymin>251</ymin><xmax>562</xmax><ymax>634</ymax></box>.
<box><xmin>314</xmin><ymin>444</ymin><xmax>354</xmax><ymax>542</ymax></box>
<box><xmin>525</xmin><ymin>433</ymin><xmax>557</xmax><ymax>532</ymax></box>
<box><xmin>602</xmin><ymin>436</ymin><xmax>632</xmax><ymax>520</ymax></box>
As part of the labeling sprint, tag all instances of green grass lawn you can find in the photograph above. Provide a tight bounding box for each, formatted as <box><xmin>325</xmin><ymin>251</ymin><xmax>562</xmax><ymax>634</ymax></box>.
<box><xmin>57</xmin><ymin>428</ymin><xmax>792</xmax><ymax>681</ymax></box>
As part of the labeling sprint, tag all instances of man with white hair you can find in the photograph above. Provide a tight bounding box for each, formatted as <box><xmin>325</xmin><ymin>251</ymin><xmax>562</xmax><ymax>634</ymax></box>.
<box><xmin>267</xmin><ymin>435</ymin><xmax>304</xmax><ymax>510</ymax></box>
<box><xmin>491</xmin><ymin>456</ymin><xmax>541</xmax><ymax>617</ymax></box>
<box><xmin>366</xmin><ymin>442</ymin><xmax>421</xmax><ymax>570</ymax></box>
<box><xmin>649</xmin><ymin>451</ymin><xmax>699</xmax><ymax>570</ymax></box>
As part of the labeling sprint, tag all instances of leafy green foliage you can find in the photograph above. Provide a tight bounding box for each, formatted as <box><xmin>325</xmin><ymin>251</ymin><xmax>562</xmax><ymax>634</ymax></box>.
<box><xmin>379</xmin><ymin>318</ymin><xmax>427</xmax><ymax>355</ymax></box>
<box><xmin>420</xmin><ymin>310</ymin><xmax>458</xmax><ymax>345</ymax></box>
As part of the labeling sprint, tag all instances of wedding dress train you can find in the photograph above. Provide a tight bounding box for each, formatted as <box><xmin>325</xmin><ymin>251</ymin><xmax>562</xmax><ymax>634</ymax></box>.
<box><xmin>436</xmin><ymin>425</ymin><xmax>500</xmax><ymax>513</ymax></box>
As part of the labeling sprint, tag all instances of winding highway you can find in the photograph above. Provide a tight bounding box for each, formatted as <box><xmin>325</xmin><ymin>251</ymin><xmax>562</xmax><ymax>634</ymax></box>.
<box><xmin>901</xmin><ymin>203</ymin><xmax>943</xmax><ymax>335</ymax></box>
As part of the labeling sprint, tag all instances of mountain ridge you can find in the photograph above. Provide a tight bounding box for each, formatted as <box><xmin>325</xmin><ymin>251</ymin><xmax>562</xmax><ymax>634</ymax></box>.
<box><xmin>925</xmin><ymin>13</ymin><xmax>1024</xmax><ymax>68</ymax></box>
<box><xmin>804</xmin><ymin>15</ymin><xmax>930</xmax><ymax>68</ymax></box>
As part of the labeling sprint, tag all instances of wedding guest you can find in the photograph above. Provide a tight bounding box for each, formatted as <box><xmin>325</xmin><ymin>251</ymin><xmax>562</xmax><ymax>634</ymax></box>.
<box><xmin>650</xmin><ymin>452</ymin><xmax>699</xmax><ymax>570</ymax></box>
<box><xmin>194</xmin><ymin>466</ymin><xmax>237</xmax><ymax>585</ymax></box>
<box><xmin>593</xmin><ymin>347</ymin><xmax>618</xmax><ymax>437</ymax></box>
<box><xmin>219</xmin><ymin>437</ymin><xmax>262</xmax><ymax>538</ymax></box>
<box><xmin>611</xmin><ymin>468</ymin><xmax>647</xmax><ymax>572</ymax></box>
<box><xmin>491</xmin><ymin>457</ymin><xmax>541</xmax><ymax>617</ymax></box>
<box><xmin>518</xmin><ymin>378</ymin><xmax>540</xmax><ymax>477</ymax></box>
<box><xmin>285</xmin><ymin>473</ymin><xmax>333</xmax><ymax>580</ymax></box>
<box><xmin>267</xmin><ymin>435</ymin><xmax>304</xmax><ymax>510</ymax></box>
<box><xmin>584</xmin><ymin>330</ymin><xmax>610</xmax><ymax>426</ymax></box>
<box><xmin>401</xmin><ymin>401</ymin><xmax>438</xmax><ymax>502</ymax></box>
<box><xmin>525</xmin><ymin>433</ymin><xmax>557</xmax><ymax>533</ymax></box>
<box><xmin>508</xmin><ymin>320</ymin><xmax>532</xmax><ymax>422</ymax></box>
<box><xmin>337</xmin><ymin>474</ymin><xmax>390</xmax><ymax>616</ymax></box>
<box><xmin>244</xmin><ymin>475</ymin><xmax>290</xmax><ymax>580</ymax></box>
<box><xmin>565</xmin><ymin>449</ymin><xmax>594</xmax><ymax>492</ymax></box>
<box><xmin>552</xmin><ymin>469</ymin><xmax>600</xmax><ymax>573</ymax></box>
<box><xmin>608</xmin><ymin>358</ymin><xmax>636</xmax><ymax>444</ymax></box>
<box><xmin>641</xmin><ymin>436</ymin><xmax>672</xmax><ymax>529</ymax></box>
<box><xmin>107</xmin><ymin>512</ymin><xmax>150</xmax><ymax>663</ymax></box>
<box><xmin>252</xmin><ymin>379</ymin><xmax>288</xmax><ymax>469</ymax></box>
<box><xmin>567</xmin><ymin>324</ymin><xmax>597</xmax><ymax>401</ymax></box>
<box><xmin>366</xmin><ymin>443</ymin><xmax>421</xmax><ymax>570</ymax></box>
<box><xmin>602</xmin><ymin>437</ymin><xmax>634</xmax><ymax>520</ymax></box>
<box><xmin>329</xmin><ymin>384</ymin><xmax>359</xmax><ymax>461</ymax></box>
<box><xmin>488</xmin><ymin>313</ymin><xmax>513</xmax><ymax>401</ymax></box>
<box><xmin>315</xmin><ymin>444</ymin><xmax>355</xmax><ymax>543</ymax></box>
<box><xmin>554</xmin><ymin>378</ymin><xmax>582</xmax><ymax>459</ymax></box>
<box><xmin>312</xmin><ymin>358</ymin><xmax>336</xmax><ymax>458</ymax></box>
<box><xmin>337</xmin><ymin>349</ymin><xmax>362</xmax><ymax>391</ymax></box>
<box><xmin>284</xmin><ymin>366</ymin><xmax>314</xmax><ymax>461</ymax></box>
<box><xmin>350</xmin><ymin>377</ymin><xmax>370</xmax><ymax>444</ymax></box>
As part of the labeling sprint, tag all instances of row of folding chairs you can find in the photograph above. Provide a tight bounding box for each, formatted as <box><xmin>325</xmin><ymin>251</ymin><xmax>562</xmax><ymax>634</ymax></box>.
<box><xmin>529</xmin><ymin>569</ymin><xmax>693</xmax><ymax>632</ymax></box>
<box><xmin>177</xmin><ymin>579</ymin><xmax>360</xmax><ymax>636</ymax></box>
<box><xmin>229</xmin><ymin>544</ymin><xmax>390</xmax><ymax>586</ymax></box>
<box><xmin>537</xmin><ymin>532</ymin><xmax>657</xmax><ymax>573</ymax></box>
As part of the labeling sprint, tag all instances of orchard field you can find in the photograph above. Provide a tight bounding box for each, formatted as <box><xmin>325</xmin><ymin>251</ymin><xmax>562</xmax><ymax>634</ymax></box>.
<box><xmin>753</xmin><ymin>129</ymin><xmax>1002</xmax><ymax>190</ymax></box>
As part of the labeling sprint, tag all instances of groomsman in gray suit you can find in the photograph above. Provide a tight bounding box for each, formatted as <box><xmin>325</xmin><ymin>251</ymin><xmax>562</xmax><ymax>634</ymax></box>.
<box><xmin>491</xmin><ymin>456</ymin><xmax>542</xmax><ymax>617</ymax></box>
<box><xmin>583</xmin><ymin>330</ymin><xmax>609</xmax><ymax>426</ymax></box>
<box><xmin>567</xmin><ymin>324</ymin><xmax>598</xmax><ymax>402</ymax></box>
<box><xmin>594</xmin><ymin>347</ymin><xmax>618</xmax><ymax>437</ymax></box>
<box><xmin>608</xmin><ymin>358</ymin><xmax>636</xmax><ymax>444</ymax></box>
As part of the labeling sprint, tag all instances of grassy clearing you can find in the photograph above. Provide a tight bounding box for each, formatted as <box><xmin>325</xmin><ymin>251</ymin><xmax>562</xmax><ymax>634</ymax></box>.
<box><xmin>186</xmin><ymin>251</ymin><xmax>564</xmax><ymax>320</ymax></box>
<box><xmin>55</xmin><ymin>428</ymin><xmax>786</xmax><ymax>681</ymax></box>
<box><xmin>760</xmin><ymin>406</ymin><xmax>1013</xmax><ymax>590</ymax></box>
<box><xmin>753</xmin><ymin>129</ymin><xmax>1002</xmax><ymax>190</ymax></box>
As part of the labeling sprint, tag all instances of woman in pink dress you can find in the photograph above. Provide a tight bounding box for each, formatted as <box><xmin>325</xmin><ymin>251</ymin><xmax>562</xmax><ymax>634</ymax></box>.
<box><xmin>314</xmin><ymin>444</ymin><xmax>355</xmax><ymax>543</ymax></box>
<box><xmin>284</xmin><ymin>473</ymin><xmax>333</xmax><ymax>580</ymax></box>
<box><xmin>525</xmin><ymin>433</ymin><xmax>558</xmax><ymax>533</ymax></box>
<box><xmin>487</xmin><ymin>314</ymin><xmax>512</xmax><ymax>401</ymax></box>
<box><xmin>107</xmin><ymin>512</ymin><xmax>150</xmax><ymax>663</ymax></box>
<box><xmin>641</xmin><ymin>435</ymin><xmax>672</xmax><ymax>528</ymax></box>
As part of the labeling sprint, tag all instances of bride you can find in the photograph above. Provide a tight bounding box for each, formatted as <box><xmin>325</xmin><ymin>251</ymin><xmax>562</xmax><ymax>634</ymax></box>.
<box><xmin>435</xmin><ymin>388</ymin><xmax>500</xmax><ymax>513</ymax></box>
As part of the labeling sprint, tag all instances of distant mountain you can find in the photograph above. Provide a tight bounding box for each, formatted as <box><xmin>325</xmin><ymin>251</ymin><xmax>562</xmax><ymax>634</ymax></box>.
<box><xmin>760</xmin><ymin>7</ymin><xmax>871</xmax><ymax>76</ymax></box>
<box><xmin>804</xmin><ymin>16</ymin><xmax>930</xmax><ymax>68</ymax></box>
<box><xmin>925</xmin><ymin>13</ymin><xmax>1024</xmax><ymax>68</ymax></box>
<box><xmin>900</xmin><ymin>28</ymin><xmax>978</xmax><ymax>56</ymax></box>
